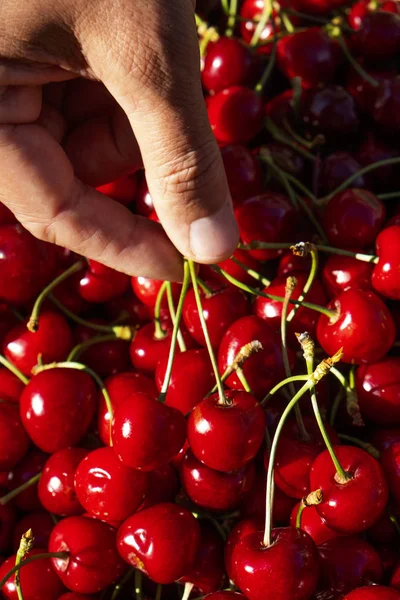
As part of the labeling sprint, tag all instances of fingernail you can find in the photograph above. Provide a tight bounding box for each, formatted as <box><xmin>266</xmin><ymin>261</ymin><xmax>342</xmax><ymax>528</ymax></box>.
<box><xmin>189</xmin><ymin>199</ymin><xmax>239</xmax><ymax>262</ymax></box>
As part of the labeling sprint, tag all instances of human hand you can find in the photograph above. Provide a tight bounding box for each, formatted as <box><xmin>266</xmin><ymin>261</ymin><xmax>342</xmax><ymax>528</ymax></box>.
<box><xmin>0</xmin><ymin>0</ymin><xmax>238</xmax><ymax>280</ymax></box>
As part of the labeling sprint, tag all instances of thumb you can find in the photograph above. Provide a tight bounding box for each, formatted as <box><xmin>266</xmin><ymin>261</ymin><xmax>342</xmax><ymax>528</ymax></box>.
<box><xmin>81</xmin><ymin>0</ymin><xmax>239</xmax><ymax>264</ymax></box>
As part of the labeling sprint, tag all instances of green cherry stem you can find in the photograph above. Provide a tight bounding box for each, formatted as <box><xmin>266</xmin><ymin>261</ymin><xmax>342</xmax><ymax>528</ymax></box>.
<box><xmin>316</xmin><ymin>245</ymin><xmax>378</xmax><ymax>264</ymax></box>
<box><xmin>333</xmin><ymin>31</ymin><xmax>379</xmax><ymax>88</ymax></box>
<box><xmin>237</xmin><ymin>241</ymin><xmax>378</xmax><ymax>264</ymax></box>
<box><xmin>158</xmin><ymin>261</ymin><xmax>191</xmax><ymax>402</ymax></box>
<box><xmin>181</xmin><ymin>582</ymin><xmax>194</xmax><ymax>600</ymax></box>
<box><xmin>230</xmin><ymin>256</ymin><xmax>271</xmax><ymax>287</ymax></box>
<box><xmin>287</xmin><ymin>243</ymin><xmax>319</xmax><ymax>323</ymax></box>
<box><xmin>295</xmin><ymin>489</ymin><xmax>323</xmax><ymax>528</ymax></box>
<box><xmin>207</xmin><ymin>340</ymin><xmax>263</xmax><ymax>396</ymax></box>
<box><xmin>189</xmin><ymin>260</ymin><xmax>227</xmax><ymax>406</ymax></box>
<box><xmin>262</xmin><ymin>375</ymin><xmax>310</xmax><ymax>404</ymax></box>
<box><xmin>255</xmin><ymin>19</ymin><xmax>277</xmax><ymax>93</ymax></box>
<box><xmin>236</xmin><ymin>368</ymin><xmax>252</xmax><ymax>393</ymax></box>
<box><xmin>166</xmin><ymin>282</ymin><xmax>186</xmax><ymax>353</ymax></box>
<box><xmin>0</xmin><ymin>473</ymin><xmax>41</xmax><ymax>506</ymax></box>
<box><xmin>250</xmin><ymin>0</ymin><xmax>272</xmax><ymax>46</ymax></box>
<box><xmin>264</xmin><ymin>119</ymin><xmax>317</xmax><ymax>161</ymax></box>
<box><xmin>15</xmin><ymin>529</ymin><xmax>35</xmax><ymax>600</ymax></box>
<box><xmin>27</xmin><ymin>261</ymin><xmax>84</xmax><ymax>333</ymax></box>
<box><xmin>110</xmin><ymin>569</ymin><xmax>135</xmax><ymax>600</ymax></box>
<box><xmin>66</xmin><ymin>334</ymin><xmax>122</xmax><ymax>363</ymax></box>
<box><xmin>155</xmin><ymin>584</ymin><xmax>163</xmax><ymax>600</ymax></box>
<box><xmin>0</xmin><ymin>355</ymin><xmax>29</xmax><ymax>385</ymax></box>
<box><xmin>378</xmin><ymin>191</ymin><xmax>400</xmax><ymax>201</ymax></box>
<box><xmin>0</xmin><ymin>552</ymin><xmax>69</xmax><ymax>591</ymax></box>
<box><xmin>154</xmin><ymin>282</ymin><xmax>169</xmax><ymax>340</ymax></box>
<box><xmin>134</xmin><ymin>570</ymin><xmax>143</xmax><ymax>600</ymax></box>
<box><xmin>226</xmin><ymin>0</ymin><xmax>239</xmax><ymax>37</ymax></box>
<box><xmin>338</xmin><ymin>434</ymin><xmax>380</xmax><ymax>459</ymax></box>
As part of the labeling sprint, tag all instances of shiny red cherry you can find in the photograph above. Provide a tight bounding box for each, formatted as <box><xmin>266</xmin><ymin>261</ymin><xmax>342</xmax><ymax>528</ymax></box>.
<box><xmin>0</xmin><ymin>403</ymin><xmax>29</xmax><ymax>470</ymax></box>
<box><xmin>6</xmin><ymin>449</ymin><xmax>48</xmax><ymax>511</ymax></box>
<box><xmin>239</xmin><ymin>0</ymin><xmax>276</xmax><ymax>50</ymax></box>
<box><xmin>218</xmin><ymin>315</ymin><xmax>295</xmax><ymax>399</ymax></box>
<box><xmin>344</xmin><ymin>587</ymin><xmax>400</xmax><ymax>600</ymax></box>
<box><xmin>0</xmin><ymin>502</ymin><xmax>16</xmax><ymax>553</ymax></box>
<box><xmin>112</xmin><ymin>392</ymin><xmax>186</xmax><ymax>470</ymax></box>
<box><xmin>74</xmin><ymin>446</ymin><xmax>147</xmax><ymax>521</ymax></box>
<box><xmin>235</xmin><ymin>193</ymin><xmax>297</xmax><ymax>261</ymax></box>
<box><xmin>188</xmin><ymin>389</ymin><xmax>266</xmax><ymax>472</ymax></box>
<box><xmin>319</xmin><ymin>151</ymin><xmax>366</xmax><ymax>196</ymax></box>
<box><xmin>277</xmin><ymin>252</ymin><xmax>311</xmax><ymax>277</ymax></box>
<box><xmin>352</xmin><ymin>11</ymin><xmax>400</xmax><ymax>60</ymax></box>
<box><xmin>180</xmin><ymin>449</ymin><xmax>255</xmax><ymax>511</ymax></box>
<box><xmin>216</xmin><ymin>249</ymin><xmax>263</xmax><ymax>287</ymax></box>
<box><xmin>38</xmin><ymin>448</ymin><xmax>88</xmax><ymax>516</ymax></box>
<box><xmin>318</xmin><ymin>536</ymin><xmax>383</xmax><ymax>597</ymax></box>
<box><xmin>372</xmin><ymin>226</ymin><xmax>400</xmax><ymax>300</ymax></box>
<box><xmin>381</xmin><ymin>442</ymin><xmax>400</xmax><ymax>504</ymax></box>
<box><xmin>0</xmin><ymin>548</ymin><xmax>65</xmax><ymax>600</ymax></box>
<box><xmin>220</xmin><ymin>145</ymin><xmax>263</xmax><ymax>202</ymax></box>
<box><xmin>20</xmin><ymin>368</ymin><xmax>97</xmax><ymax>453</ymax></box>
<box><xmin>207</xmin><ymin>86</ymin><xmax>264</xmax><ymax>144</ymax></box>
<box><xmin>155</xmin><ymin>349</ymin><xmax>214</xmax><ymax>414</ymax></box>
<box><xmin>50</xmin><ymin>516</ymin><xmax>126</xmax><ymax>594</ymax></box>
<box><xmin>310</xmin><ymin>445</ymin><xmax>388</xmax><ymax>534</ymax></box>
<box><xmin>117</xmin><ymin>503</ymin><xmax>200</xmax><ymax>584</ymax></box>
<box><xmin>183</xmin><ymin>284</ymin><xmax>249</xmax><ymax>349</ymax></box>
<box><xmin>202</xmin><ymin>38</ymin><xmax>257</xmax><ymax>93</ymax></box>
<box><xmin>96</xmin><ymin>172</ymin><xmax>138</xmax><ymax>206</ymax></box>
<box><xmin>138</xmin><ymin>462</ymin><xmax>178</xmax><ymax>510</ymax></box>
<box><xmin>225</xmin><ymin>518</ymin><xmax>261</xmax><ymax>584</ymax></box>
<box><xmin>98</xmin><ymin>371</ymin><xmax>157</xmax><ymax>446</ymax></box>
<box><xmin>0</xmin><ymin>224</ymin><xmax>56</xmax><ymax>306</ymax></box>
<box><xmin>3</xmin><ymin>310</ymin><xmax>73</xmax><ymax>376</ymax></box>
<box><xmin>232</xmin><ymin>527</ymin><xmax>319</xmax><ymax>600</ymax></box>
<box><xmin>316</xmin><ymin>288</ymin><xmax>395</xmax><ymax>364</ymax></box>
<box><xmin>290</xmin><ymin>503</ymin><xmax>338</xmax><ymax>546</ymax></box>
<box><xmin>78</xmin><ymin>260</ymin><xmax>129</xmax><ymax>303</ymax></box>
<box><xmin>0</xmin><ymin>369</ymin><xmax>25</xmax><ymax>404</ymax></box>
<box><xmin>12</xmin><ymin>511</ymin><xmax>53</xmax><ymax>552</ymax></box>
<box><xmin>131</xmin><ymin>276</ymin><xmax>181</xmax><ymax>309</ymax></box>
<box><xmin>322</xmin><ymin>255</ymin><xmax>373</xmax><ymax>298</ymax></box>
<box><xmin>356</xmin><ymin>357</ymin><xmax>400</xmax><ymax>426</ymax></box>
<box><xmin>277</xmin><ymin>28</ymin><xmax>341</xmax><ymax>89</ymax></box>
<box><xmin>301</xmin><ymin>85</ymin><xmax>360</xmax><ymax>140</ymax></box>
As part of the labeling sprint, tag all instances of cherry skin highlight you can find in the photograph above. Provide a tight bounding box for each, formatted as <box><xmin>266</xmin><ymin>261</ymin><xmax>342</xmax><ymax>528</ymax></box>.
<box><xmin>355</xmin><ymin>357</ymin><xmax>400</xmax><ymax>426</ymax></box>
<box><xmin>372</xmin><ymin>225</ymin><xmax>400</xmax><ymax>300</ymax></box>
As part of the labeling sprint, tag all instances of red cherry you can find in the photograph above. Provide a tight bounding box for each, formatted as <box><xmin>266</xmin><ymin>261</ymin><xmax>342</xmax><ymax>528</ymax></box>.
<box><xmin>232</xmin><ymin>527</ymin><xmax>319</xmax><ymax>600</ymax></box>
<box><xmin>183</xmin><ymin>284</ymin><xmax>249</xmax><ymax>349</ymax></box>
<box><xmin>370</xmin><ymin>428</ymin><xmax>400</xmax><ymax>452</ymax></box>
<box><xmin>391</xmin><ymin>560</ymin><xmax>400</xmax><ymax>593</ymax></box>
<box><xmin>138</xmin><ymin>462</ymin><xmax>179</xmax><ymax>510</ymax></box>
<box><xmin>301</xmin><ymin>85</ymin><xmax>360</xmax><ymax>140</ymax></box>
<box><xmin>318</xmin><ymin>536</ymin><xmax>383</xmax><ymax>597</ymax></box>
<box><xmin>322</xmin><ymin>255</ymin><xmax>373</xmax><ymax>298</ymax></box>
<box><xmin>207</xmin><ymin>86</ymin><xmax>264</xmax><ymax>144</ymax></box>
<box><xmin>38</xmin><ymin>448</ymin><xmax>88</xmax><ymax>516</ymax></box>
<box><xmin>316</xmin><ymin>288</ymin><xmax>395</xmax><ymax>364</ymax></box>
<box><xmin>235</xmin><ymin>193</ymin><xmax>297</xmax><ymax>261</ymax></box>
<box><xmin>180</xmin><ymin>449</ymin><xmax>255</xmax><ymax>511</ymax></box>
<box><xmin>112</xmin><ymin>392</ymin><xmax>186</xmax><ymax>470</ymax></box>
<box><xmin>117</xmin><ymin>503</ymin><xmax>200</xmax><ymax>584</ymax></box>
<box><xmin>3</xmin><ymin>310</ymin><xmax>73</xmax><ymax>376</ymax></box>
<box><xmin>203</xmin><ymin>593</ymin><xmax>246</xmax><ymax>599</ymax></box>
<box><xmin>310</xmin><ymin>446</ymin><xmax>388</xmax><ymax>534</ymax></box>
<box><xmin>0</xmin><ymin>204</ymin><xmax>16</xmax><ymax>226</ymax></box>
<box><xmin>217</xmin><ymin>249</ymin><xmax>263</xmax><ymax>287</ymax></box>
<box><xmin>322</xmin><ymin>189</ymin><xmax>385</xmax><ymax>250</ymax></box>
<box><xmin>78</xmin><ymin>260</ymin><xmax>129</xmax><ymax>303</ymax></box>
<box><xmin>188</xmin><ymin>390</ymin><xmax>266</xmax><ymax>472</ymax></box>
<box><xmin>0</xmin><ymin>369</ymin><xmax>25</xmax><ymax>404</ymax></box>
<box><xmin>202</xmin><ymin>38</ymin><xmax>257</xmax><ymax>93</ymax></box>
<box><xmin>344</xmin><ymin>587</ymin><xmax>400</xmax><ymax>600</ymax></box>
<box><xmin>0</xmin><ymin>548</ymin><xmax>65</xmax><ymax>600</ymax></box>
<box><xmin>0</xmin><ymin>224</ymin><xmax>56</xmax><ymax>306</ymax></box>
<box><xmin>290</xmin><ymin>0</ymin><xmax>349</xmax><ymax>14</ymax></box>
<box><xmin>96</xmin><ymin>172</ymin><xmax>138</xmax><ymax>206</ymax></box>
<box><xmin>131</xmin><ymin>276</ymin><xmax>181</xmax><ymax>309</ymax></box>
<box><xmin>220</xmin><ymin>145</ymin><xmax>263</xmax><ymax>202</ymax></box>
<box><xmin>218</xmin><ymin>315</ymin><xmax>295</xmax><ymax>399</ymax></box>
<box><xmin>155</xmin><ymin>349</ymin><xmax>215</xmax><ymax>414</ymax></box>
<box><xmin>104</xmin><ymin>294</ymin><xmax>151</xmax><ymax>327</ymax></box>
<box><xmin>352</xmin><ymin>11</ymin><xmax>400</xmax><ymax>60</ymax></box>
<box><xmin>319</xmin><ymin>151</ymin><xmax>366</xmax><ymax>196</ymax></box>
<box><xmin>277</xmin><ymin>28</ymin><xmax>341</xmax><ymax>89</ymax></box>
<box><xmin>50</xmin><ymin>516</ymin><xmax>126</xmax><ymax>594</ymax></box>
<box><xmin>20</xmin><ymin>368</ymin><xmax>97</xmax><ymax>453</ymax></box>
<box><xmin>6</xmin><ymin>449</ymin><xmax>48</xmax><ymax>511</ymax></box>
<box><xmin>355</xmin><ymin>357</ymin><xmax>400</xmax><ymax>426</ymax></box>
<box><xmin>0</xmin><ymin>306</ymin><xmax>18</xmax><ymax>349</ymax></box>
<box><xmin>134</xmin><ymin>176</ymin><xmax>154</xmax><ymax>217</ymax></box>
<box><xmin>0</xmin><ymin>403</ymin><xmax>29</xmax><ymax>470</ymax></box>
<box><xmin>98</xmin><ymin>371</ymin><xmax>157</xmax><ymax>446</ymax></box>
<box><xmin>289</xmin><ymin>503</ymin><xmax>338</xmax><ymax>546</ymax></box>
<box><xmin>58</xmin><ymin>595</ymin><xmax>95</xmax><ymax>600</ymax></box>
<box><xmin>12</xmin><ymin>511</ymin><xmax>53</xmax><ymax>552</ymax></box>
<box><xmin>372</xmin><ymin>226</ymin><xmax>400</xmax><ymax>300</ymax></box>
<box><xmin>239</xmin><ymin>0</ymin><xmax>276</xmax><ymax>50</ymax></box>
<box><xmin>74</xmin><ymin>446</ymin><xmax>147</xmax><ymax>521</ymax></box>
<box><xmin>225</xmin><ymin>518</ymin><xmax>261</xmax><ymax>584</ymax></box>
<box><xmin>277</xmin><ymin>252</ymin><xmax>311</xmax><ymax>277</ymax></box>
<box><xmin>381</xmin><ymin>442</ymin><xmax>400</xmax><ymax>504</ymax></box>
<box><xmin>0</xmin><ymin>502</ymin><xmax>16</xmax><ymax>553</ymax></box>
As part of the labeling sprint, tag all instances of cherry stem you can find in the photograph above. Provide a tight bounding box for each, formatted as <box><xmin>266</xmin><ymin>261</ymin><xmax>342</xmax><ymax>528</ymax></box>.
<box><xmin>236</xmin><ymin>368</ymin><xmax>252</xmax><ymax>393</ymax></box>
<box><xmin>338</xmin><ymin>434</ymin><xmax>380</xmax><ymax>459</ymax></box>
<box><xmin>200</xmin><ymin>27</ymin><xmax>217</xmax><ymax>59</ymax></box>
<box><xmin>166</xmin><ymin>282</ymin><xmax>186</xmax><ymax>353</ymax></box>
<box><xmin>295</xmin><ymin>503</ymin><xmax>306</xmax><ymax>529</ymax></box>
<box><xmin>49</xmin><ymin>294</ymin><xmax>134</xmax><ymax>338</ymax></box>
<box><xmin>221</xmin><ymin>0</ymin><xmax>230</xmax><ymax>15</ymax></box>
<box><xmin>238</xmin><ymin>241</ymin><xmax>378</xmax><ymax>264</ymax></box>
<box><xmin>388</xmin><ymin>510</ymin><xmax>400</xmax><ymax>536</ymax></box>
<box><xmin>262</xmin><ymin>374</ymin><xmax>310</xmax><ymax>405</ymax></box>
<box><xmin>255</xmin><ymin>39</ymin><xmax>277</xmax><ymax>94</ymax></box>
<box><xmin>181</xmin><ymin>582</ymin><xmax>194</xmax><ymax>600</ymax></box>
<box><xmin>110</xmin><ymin>568</ymin><xmax>135</xmax><ymax>600</ymax></box>
<box><xmin>159</xmin><ymin>261</ymin><xmax>191</xmax><ymax>402</ymax></box>
<box><xmin>196</xmin><ymin>277</ymin><xmax>213</xmax><ymax>296</ymax></box>
<box><xmin>155</xmin><ymin>584</ymin><xmax>163</xmax><ymax>600</ymax></box>
<box><xmin>213</xmin><ymin>265</ymin><xmax>337</xmax><ymax>318</ymax></box>
<box><xmin>378</xmin><ymin>191</ymin><xmax>400</xmax><ymax>201</ymax></box>
<box><xmin>316</xmin><ymin>245</ymin><xmax>378</xmax><ymax>264</ymax></box>
<box><xmin>296</xmin><ymin>489</ymin><xmax>323</xmax><ymax>528</ymax></box>
<box><xmin>250</xmin><ymin>0</ymin><xmax>272</xmax><ymax>45</ymax></box>
<box><xmin>0</xmin><ymin>473</ymin><xmax>41</xmax><ymax>505</ymax></box>
<box><xmin>288</xmin><ymin>243</ymin><xmax>318</xmax><ymax>323</ymax></box>
<box><xmin>207</xmin><ymin>340</ymin><xmax>263</xmax><ymax>396</ymax></box>
<box><xmin>154</xmin><ymin>282</ymin><xmax>169</xmax><ymax>340</ymax></box>
<box><xmin>335</xmin><ymin>31</ymin><xmax>379</xmax><ymax>88</ymax></box>
<box><xmin>230</xmin><ymin>256</ymin><xmax>271</xmax><ymax>287</ymax></box>
<box><xmin>15</xmin><ymin>529</ymin><xmax>35</xmax><ymax>600</ymax></box>
<box><xmin>264</xmin><ymin>120</ymin><xmax>317</xmax><ymax>162</ymax></box>
<box><xmin>27</xmin><ymin>261</ymin><xmax>84</xmax><ymax>333</ymax></box>
<box><xmin>281</xmin><ymin>11</ymin><xmax>294</xmax><ymax>33</ymax></box>
<box><xmin>134</xmin><ymin>570</ymin><xmax>143</xmax><ymax>600</ymax></box>
<box><xmin>189</xmin><ymin>260</ymin><xmax>227</xmax><ymax>406</ymax></box>
<box><xmin>0</xmin><ymin>355</ymin><xmax>29</xmax><ymax>385</ymax></box>
<box><xmin>0</xmin><ymin>551</ymin><xmax>69</xmax><ymax>590</ymax></box>
<box><xmin>67</xmin><ymin>334</ymin><xmax>121</xmax><ymax>362</ymax></box>
<box><xmin>226</xmin><ymin>0</ymin><xmax>239</xmax><ymax>37</ymax></box>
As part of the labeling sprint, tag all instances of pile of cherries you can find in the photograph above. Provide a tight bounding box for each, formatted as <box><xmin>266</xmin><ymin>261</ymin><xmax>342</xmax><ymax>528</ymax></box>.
<box><xmin>2</xmin><ymin>0</ymin><xmax>400</xmax><ymax>598</ymax></box>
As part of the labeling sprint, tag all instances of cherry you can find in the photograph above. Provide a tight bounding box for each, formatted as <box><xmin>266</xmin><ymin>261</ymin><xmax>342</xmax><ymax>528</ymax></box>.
<box><xmin>218</xmin><ymin>315</ymin><xmax>295</xmax><ymax>399</ymax></box>
<box><xmin>347</xmin><ymin>69</ymin><xmax>395</xmax><ymax>116</ymax></box>
<box><xmin>319</xmin><ymin>151</ymin><xmax>366</xmax><ymax>196</ymax></box>
<box><xmin>131</xmin><ymin>276</ymin><xmax>181</xmax><ymax>309</ymax></box>
<box><xmin>58</xmin><ymin>595</ymin><xmax>95</xmax><ymax>600</ymax></box>
<box><xmin>289</xmin><ymin>0</ymin><xmax>349</xmax><ymax>13</ymax></box>
<box><xmin>225</xmin><ymin>518</ymin><xmax>261</xmax><ymax>584</ymax></box>
<box><xmin>138</xmin><ymin>463</ymin><xmax>179</xmax><ymax>510</ymax></box>
<box><xmin>235</xmin><ymin>193</ymin><xmax>297</xmax><ymax>261</ymax></box>
<box><xmin>278</xmin><ymin>252</ymin><xmax>311</xmax><ymax>277</ymax></box>
<box><xmin>0</xmin><ymin>224</ymin><xmax>56</xmax><ymax>306</ymax></box>
<box><xmin>0</xmin><ymin>548</ymin><xmax>65</xmax><ymax>600</ymax></box>
<box><xmin>262</xmin><ymin>144</ymin><xmax>306</xmax><ymax>187</ymax></box>
<box><xmin>188</xmin><ymin>390</ymin><xmax>266</xmax><ymax>472</ymax></box>
<box><xmin>78</xmin><ymin>260</ymin><xmax>129</xmax><ymax>303</ymax></box>
<box><xmin>367</xmin><ymin>511</ymin><xmax>398</xmax><ymax>546</ymax></box>
<box><xmin>0</xmin><ymin>369</ymin><xmax>25</xmax><ymax>404</ymax></box>
<box><xmin>202</xmin><ymin>38</ymin><xmax>257</xmax><ymax>93</ymax></box>
<box><xmin>318</xmin><ymin>536</ymin><xmax>383</xmax><ymax>597</ymax></box>
<box><xmin>372</xmin><ymin>226</ymin><xmax>400</xmax><ymax>300</ymax></box>
<box><xmin>272</xmin><ymin>416</ymin><xmax>339</xmax><ymax>499</ymax></box>
<box><xmin>231</xmin><ymin>527</ymin><xmax>319</xmax><ymax>600</ymax></box>
<box><xmin>290</xmin><ymin>503</ymin><xmax>338</xmax><ymax>545</ymax></box>
<box><xmin>392</xmin><ymin>561</ymin><xmax>400</xmax><ymax>593</ymax></box>
<box><xmin>381</xmin><ymin>443</ymin><xmax>400</xmax><ymax>504</ymax></box>
<box><xmin>96</xmin><ymin>172</ymin><xmax>138</xmax><ymax>206</ymax></box>
<box><xmin>322</xmin><ymin>255</ymin><xmax>373</xmax><ymax>298</ymax></box>
<box><xmin>50</xmin><ymin>516</ymin><xmax>126</xmax><ymax>594</ymax></box>
<box><xmin>6</xmin><ymin>449</ymin><xmax>48</xmax><ymax>512</ymax></box>
<box><xmin>357</xmin><ymin>134</ymin><xmax>399</xmax><ymax>191</ymax></box>
<box><xmin>112</xmin><ymin>392</ymin><xmax>186</xmax><ymax>470</ymax></box>
<box><xmin>0</xmin><ymin>306</ymin><xmax>18</xmax><ymax>349</ymax></box>
<box><xmin>74</xmin><ymin>446</ymin><xmax>147</xmax><ymax>522</ymax></box>
<box><xmin>277</xmin><ymin>28</ymin><xmax>341</xmax><ymax>89</ymax></box>
<box><xmin>73</xmin><ymin>337</ymin><xmax>130</xmax><ymax>380</ymax></box>
<box><xmin>352</xmin><ymin>11</ymin><xmax>400</xmax><ymax>60</ymax></box>
<box><xmin>344</xmin><ymin>587</ymin><xmax>400</xmax><ymax>600</ymax></box>
<box><xmin>310</xmin><ymin>445</ymin><xmax>388</xmax><ymax>534</ymax></box>
<box><xmin>239</xmin><ymin>0</ymin><xmax>276</xmax><ymax>50</ymax></box>
<box><xmin>370</xmin><ymin>428</ymin><xmax>400</xmax><ymax>452</ymax></box>
<box><xmin>0</xmin><ymin>502</ymin><xmax>16</xmax><ymax>553</ymax></box>
<box><xmin>253</xmin><ymin>271</ymin><xmax>327</xmax><ymax>340</ymax></box>
<box><xmin>0</xmin><ymin>402</ymin><xmax>29</xmax><ymax>470</ymax></box>
<box><xmin>117</xmin><ymin>502</ymin><xmax>200</xmax><ymax>584</ymax></box>
<box><xmin>217</xmin><ymin>249</ymin><xmax>268</xmax><ymax>287</ymax></box>
<box><xmin>155</xmin><ymin>349</ymin><xmax>215</xmax><ymax>414</ymax></box>
<box><xmin>355</xmin><ymin>357</ymin><xmax>400</xmax><ymax>426</ymax></box>
<box><xmin>180</xmin><ymin>449</ymin><xmax>255</xmax><ymax>511</ymax></box>
<box><xmin>220</xmin><ymin>145</ymin><xmax>263</xmax><ymax>202</ymax></box>
<box><xmin>12</xmin><ymin>512</ymin><xmax>53</xmax><ymax>552</ymax></box>
<box><xmin>207</xmin><ymin>86</ymin><xmax>264</xmax><ymax>144</ymax></box>
<box><xmin>183</xmin><ymin>284</ymin><xmax>249</xmax><ymax>349</ymax></box>
<box><xmin>20</xmin><ymin>368</ymin><xmax>97</xmax><ymax>453</ymax></box>
<box><xmin>316</xmin><ymin>288</ymin><xmax>395</xmax><ymax>364</ymax></box>
<box><xmin>134</xmin><ymin>176</ymin><xmax>154</xmax><ymax>217</ymax></box>
<box><xmin>51</xmin><ymin>272</ymin><xmax>89</xmax><ymax>316</ymax></box>
<box><xmin>104</xmin><ymin>294</ymin><xmax>151</xmax><ymax>327</ymax></box>
<box><xmin>203</xmin><ymin>593</ymin><xmax>246</xmax><ymax>599</ymax></box>
<box><xmin>38</xmin><ymin>448</ymin><xmax>88</xmax><ymax>516</ymax></box>
<box><xmin>301</xmin><ymin>85</ymin><xmax>360</xmax><ymax>140</ymax></box>
<box><xmin>179</xmin><ymin>521</ymin><xmax>225</xmax><ymax>594</ymax></box>
<box><xmin>322</xmin><ymin>189</ymin><xmax>385</xmax><ymax>250</ymax></box>
<box><xmin>98</xmin><ymin>371</ymin><xmax>157</xmax><ymax>446</ymax></box>
<box><xmin>3</xmin><ymin>310</ymin><xmax>73</xmax><ymax>376</ymax></box>
<box><xmin>371</xmin><ymin>76</ymin><xmax>400</xmax><ymax>134</ymax></box>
